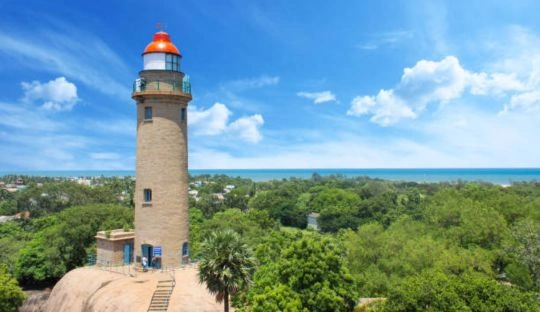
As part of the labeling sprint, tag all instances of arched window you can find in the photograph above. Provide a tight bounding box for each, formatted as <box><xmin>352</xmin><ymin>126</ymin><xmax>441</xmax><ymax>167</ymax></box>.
<box><xmin>182</xmin><ymin>242</ymin><xmax>189</xmax><ymax>256</ymax></box>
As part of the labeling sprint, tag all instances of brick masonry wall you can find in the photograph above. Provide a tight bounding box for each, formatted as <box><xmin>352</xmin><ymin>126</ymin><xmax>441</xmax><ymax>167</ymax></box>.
<box><xmin>96</xmin><ymin>238</ymin><xmax>133</xmax><ymax>265</ymax></box>
<box><xmin>133</xmin><ymin>70</ymin><xmax>191</xmax><ymax>267</ymax></box>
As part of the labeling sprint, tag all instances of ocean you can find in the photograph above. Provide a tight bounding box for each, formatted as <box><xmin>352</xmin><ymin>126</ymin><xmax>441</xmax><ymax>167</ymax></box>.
<box><xmin>0</xmin><ymin>168</ymin><xmax>539</xmax><ymax>185</ymax></box>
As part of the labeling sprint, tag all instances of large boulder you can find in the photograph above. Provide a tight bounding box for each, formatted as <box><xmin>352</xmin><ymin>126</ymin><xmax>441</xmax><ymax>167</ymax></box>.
<box><xmin>45</xmin><ymin>266</ymin><xmax>224</xmax><ymax>312</ymax></box>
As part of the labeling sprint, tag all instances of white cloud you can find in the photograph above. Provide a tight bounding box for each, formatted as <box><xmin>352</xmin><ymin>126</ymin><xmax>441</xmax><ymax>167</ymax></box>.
<box><xmin>90</xmin><ymin>152</ymin><xmax>122</xmax><ymax>160</ymax></box>
<box><xmin>224</xmin><ymin>76</ymin><xmax>279</xmax><ymax>91</ymax></box>
<box><xmin>349</xmin><ymin>55</ymin><xmax>535</xmax><ymax>126</ymax></box>
<box><xmin>400</xmin><ymin>56</ymin><xmax>469</xmax><ymax>107</ymax></box>
<box><xmin>227</xmin><ymin>114</ymin><xmax>264</xmax><ymax>143</ymax></box>
<box><xmin>189</xmin><ymin>102</ymin><xmax>264</xmax><ymax>143</ymax></box>
<box><xmin>189</xmin><ymin>103</ymin><xmax>231</xmax><ymax>135</ymax></box>
<box><xmin>469</xmin><ymin>72</ymin><xmax>526</xmax><ymax>95</ymax></box>
<box><xmin>502</xmin><ymin>91</ymin><xmax>540</xmax><ymax>114</ymax></box>
<box><xmin>358</xmin><ymin>30</ymin><xmax>414</xmax><ymax>50</ymax></box>
<box><xmin>0</xmin><ymin>102</ymin><xmax>60</xmax><ymax>130</ymax></box>
<box><xmin>348</xmin><ymin>90</ymin><xmax>416</xmax><ymax>126</ymax></box>
<box><xmin>190</xmin><ymin>104</ymin><xmax>540</xmax><ymax>169</ymax></box>
<box><xmin>0</xmin><ymin>27</ymin><xmax>130</xmax><ymax>99</ymax></box>
<box><xmin>0</xmin><ymin>85</ymin><xmax>132</xmax><ymax>170</ymax></box>
<box><xmin>297</xmin><ymin>91</ymin><xmax>336</xmax><ymax>104</ymax></box>
<box><xmin>21</xmin><ymin>77</ymin><xmax>79</xmax><ymax>111</ymax></box>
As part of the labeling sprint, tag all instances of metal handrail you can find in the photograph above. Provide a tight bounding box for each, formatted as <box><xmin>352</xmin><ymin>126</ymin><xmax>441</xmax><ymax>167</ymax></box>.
<box><xmin>86</xmin><ymin>257</ymin><xmax>137</xmax><ymax>277</ymax></box>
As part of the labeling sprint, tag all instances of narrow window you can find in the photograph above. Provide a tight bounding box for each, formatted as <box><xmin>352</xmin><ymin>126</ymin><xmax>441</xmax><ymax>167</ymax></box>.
<box><xmin>144</xmin><ymin>106</ymin><xmax>152</xmax><ymax>120</ymax></box>
<box><xmin>143</xmin><ymin>189</ymin><xmax>152</xmax><ymax>202</ymax></box>
<box><xmin>181</xmin><ymin>108</ymin><xmax>186</xmax><ymax>121</ymax></box>
<box><xmin>166</xmin><ymin>54</ymin><xmax>173</xmax><ymax>70</ymax></box>
<box><xmin>182</xmin><ymin>242</ymin><xmax>189</xmax><ymax>256</ymax></box>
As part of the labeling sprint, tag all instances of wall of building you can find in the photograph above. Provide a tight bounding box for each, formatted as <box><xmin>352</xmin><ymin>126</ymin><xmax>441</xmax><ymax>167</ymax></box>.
<box><xmin>96</xmin><ymin>237</ymin><xmax>134</xmax><ymax>265</ymax></box>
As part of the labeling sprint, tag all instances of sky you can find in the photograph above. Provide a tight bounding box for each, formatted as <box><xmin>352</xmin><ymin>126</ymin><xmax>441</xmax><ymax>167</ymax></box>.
<box><xmin>0</xmin><ymin>0</ymin><xmax>539</xmax><ymax>170</ymax></box>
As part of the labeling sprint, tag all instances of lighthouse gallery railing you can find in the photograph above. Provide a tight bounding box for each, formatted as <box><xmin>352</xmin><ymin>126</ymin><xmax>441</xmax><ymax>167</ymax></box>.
<box><xmin>133</xmin><ymin>77</ymin><xmax>191</xmax><ymax>94</ymax></box>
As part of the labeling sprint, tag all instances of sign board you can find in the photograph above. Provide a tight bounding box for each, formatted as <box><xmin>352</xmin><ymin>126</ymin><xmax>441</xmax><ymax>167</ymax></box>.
<box><xmin>153</xmin><ymin>246</ymin><xmax>162</xmax><ymax>257</ymax></box>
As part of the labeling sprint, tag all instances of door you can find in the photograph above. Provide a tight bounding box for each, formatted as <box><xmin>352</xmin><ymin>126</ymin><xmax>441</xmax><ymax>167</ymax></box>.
<box><xmin>123</xmin><ymin>243</ymin><xmax>132</xmax><ymax>264</ymax></box>
<box><xmin>141</xmin><ymin>244</ymin><xmax>153</xmax><ymax>267</ymax></box>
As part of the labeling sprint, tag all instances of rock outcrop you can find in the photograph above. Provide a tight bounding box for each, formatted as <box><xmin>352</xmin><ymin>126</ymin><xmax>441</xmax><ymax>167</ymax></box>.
<box><xmin>45</xmin><ymin>266</ymin><xmax>224</xmax><ymax>312</ymax></box>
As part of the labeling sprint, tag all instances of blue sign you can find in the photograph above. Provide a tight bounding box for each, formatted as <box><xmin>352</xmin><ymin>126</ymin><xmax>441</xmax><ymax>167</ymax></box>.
<box><xmin>153</xmin><ymin>246</ymin><xmax>162</xmax><ymax>256</ymax></box>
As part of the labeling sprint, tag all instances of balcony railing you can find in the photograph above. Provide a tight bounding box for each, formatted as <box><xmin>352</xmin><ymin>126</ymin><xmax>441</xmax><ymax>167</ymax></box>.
<box><xmin>133</xmin><ymin>77</ymin><xmax>191</xmax><ymax>95</ymax></box>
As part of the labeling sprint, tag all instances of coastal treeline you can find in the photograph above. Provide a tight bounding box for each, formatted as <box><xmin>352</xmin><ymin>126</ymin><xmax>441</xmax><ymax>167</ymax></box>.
<box><xmin>0</xmin><ymin>174</ymin><xmax>539</xmax><ymax>311</ymax></box>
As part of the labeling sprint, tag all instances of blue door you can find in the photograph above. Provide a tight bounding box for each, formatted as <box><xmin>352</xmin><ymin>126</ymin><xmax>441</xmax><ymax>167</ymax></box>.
<box><xmin>142</xmin><ymin>244</ymin><xmax>153</xmax><ymax>267</ymax></box>
<box><xmin>123</xmin><ymin>243</ymin><xmax>132</xmax><ymax>264</ymax></box>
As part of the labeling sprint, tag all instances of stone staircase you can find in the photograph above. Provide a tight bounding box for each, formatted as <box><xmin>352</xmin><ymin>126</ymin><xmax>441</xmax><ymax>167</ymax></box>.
<box><xmin>147</xmin><ymin>279</ymin><xmax>175</xmax><ymax>312</ymax></box>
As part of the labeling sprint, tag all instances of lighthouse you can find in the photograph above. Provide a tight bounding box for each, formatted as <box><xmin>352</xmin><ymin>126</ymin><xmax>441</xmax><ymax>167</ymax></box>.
<box><xmin>132</xmin><ymin>31</ymin><xmax>192</xmax><ymax>268</ymax></box>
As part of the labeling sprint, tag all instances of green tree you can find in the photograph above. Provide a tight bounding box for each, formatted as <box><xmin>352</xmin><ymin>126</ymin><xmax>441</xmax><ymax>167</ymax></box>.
<box><xmin>199</xmin><ymin>230</ymin><xmax>256</xmax><ymax>312</ymax></box>
<box><xmin>0</xmin><ymin>264</ymin><xmax>26</xmax><ymax>312</ymax></box>
<box><xmin>507</xmin><ymin>218</ymin><xmax>540</xmax><ymax>288</ymax></box>
<box><xmin>248</xmin><ymin>181</ymin><xmax>307</xmax><ymax>227</ymax></box>
<box><xmin>247</xmin><ymin>233</ymin><xmax>357</xmax><ymax>312</ymax></box>
<box><xmin>0</xmin><ymin>221</ymin><xmax>31</xmax><ymax>273</ymax></box>
<box><xmin>16</xmin><ymin>204</ymin><xmax>133</xmax><ymax>284</ymax></box>
<box><xmin>383</xmin><ymin>270</ymin><xmax>539</xmax><ymax>311</ymax></box>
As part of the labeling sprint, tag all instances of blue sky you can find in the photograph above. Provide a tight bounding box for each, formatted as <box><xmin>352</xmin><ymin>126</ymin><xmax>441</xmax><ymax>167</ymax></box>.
<box><xmin>1</xmin><ymin>0</ymin><xmax>539</xmax><ymax>170</ymax></box>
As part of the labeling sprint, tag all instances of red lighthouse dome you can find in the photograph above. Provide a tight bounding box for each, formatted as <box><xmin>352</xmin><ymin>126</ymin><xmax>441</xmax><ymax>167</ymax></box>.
<box><xmin>143</xmin><ymin>31</ymin><xmax>181</xmax><ymax>56</ymax></box>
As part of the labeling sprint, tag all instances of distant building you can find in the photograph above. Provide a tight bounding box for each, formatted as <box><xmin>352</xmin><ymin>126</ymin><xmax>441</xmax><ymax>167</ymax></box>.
<box><xmin>307</xmin><ymin>212</ymin><xmax>320</xmax><ymax>231</ymax></box>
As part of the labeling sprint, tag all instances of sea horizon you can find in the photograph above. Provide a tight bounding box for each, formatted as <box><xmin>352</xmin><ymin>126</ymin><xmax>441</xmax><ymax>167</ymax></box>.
<box><xmin>1</xmin><ymin>168</ymin><xmax>539</xmax><ymax>185</ymax></box>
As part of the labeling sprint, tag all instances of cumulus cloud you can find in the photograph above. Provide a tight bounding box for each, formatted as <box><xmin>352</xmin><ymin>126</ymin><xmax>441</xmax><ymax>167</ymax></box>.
<box><xmin>297</xmin><ymin>91</ymin><xmax>336</xmax><ymax>104</ymax></box>
<box><xmin>227</xmin><ymin>114</ymin><xmax>264</xmax><ymax>143</ymax></box>
<box><xmin>348</xmin><ymin>56</ymin><xmax>533</xmax><ymax>126</ymax></box>
<box><xmin>189</xmin><ymin>103</ymin><xmax>231</xmax><ymax>135</ymax></box>
<box><xmin>189</xmin><ymin>103</ymin><xmax>264</xmax><ymax>143</ymax></box>
<box><xmin>21</xmin><ymin>77</ymin><xmax>79</xmax><ymax>111</ymax></box>
<box><xmin>348</xmin><ymin>90</ymin><xmax>416</xmax><ymax>126</ymax></box>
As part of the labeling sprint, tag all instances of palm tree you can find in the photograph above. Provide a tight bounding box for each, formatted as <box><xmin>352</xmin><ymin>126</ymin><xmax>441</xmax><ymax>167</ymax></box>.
<box><xmin>198</xmin><ymin>230</ymin><xmax>256</xmax><ymax>312</ymax></box>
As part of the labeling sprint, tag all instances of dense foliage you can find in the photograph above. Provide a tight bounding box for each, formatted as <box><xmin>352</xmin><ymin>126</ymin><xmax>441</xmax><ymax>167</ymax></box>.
<box><xmin>0</xmin><ymin>203</ymin><xmax>133</xmax><ymax>285</ymax></box>
<box><xmin>1</xmin><ymin>174</ymin><xmax>539</xmax><ymax>310</ymax></box>
<box><xmin>0</xmin><ymin>264</ymin><xmax>26</xmax><ymax>312</ymax></box>
<box><xmin>245</xmin><ymin>232</ymin><xmax>357</xmax><ymax>312</ymax></box>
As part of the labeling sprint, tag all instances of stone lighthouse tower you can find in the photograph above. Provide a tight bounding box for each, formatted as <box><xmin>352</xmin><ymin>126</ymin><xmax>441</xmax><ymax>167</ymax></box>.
<box><xmin>132</xmin><ymin>30</ymin><xmax>192</xmax><ymax>268</ymax></box>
